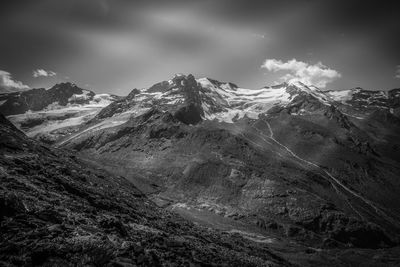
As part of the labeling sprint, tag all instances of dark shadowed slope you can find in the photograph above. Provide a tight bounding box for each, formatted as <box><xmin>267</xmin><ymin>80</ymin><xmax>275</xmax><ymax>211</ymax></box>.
<box><xmin>0</xmin><ymin>113</ymin><xmax>293</xmax><ymax>266</ymax></box>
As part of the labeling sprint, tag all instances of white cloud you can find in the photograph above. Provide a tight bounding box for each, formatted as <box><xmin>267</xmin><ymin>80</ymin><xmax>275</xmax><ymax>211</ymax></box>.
<box><xmin>395</xmin><ymin>65</ymin><xmax>400</xmax><ymax>79</ymax></box>
<box><xmin>0</xmin><ymin>70</ymin><xmax>30</xmax><ymax>93</ymax></box>
<box><xmin>261</xmin><ymin>58</ymin><xmax>341</xmax><ymax>88</ymax></box>
<box><xmin>33</xmin><ymin>68</ymin><xmax>57</xmax><ymax>78</ymax></box>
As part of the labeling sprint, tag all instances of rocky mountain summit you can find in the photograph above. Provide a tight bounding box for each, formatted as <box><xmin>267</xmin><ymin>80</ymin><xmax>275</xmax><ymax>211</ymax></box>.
<box><xmin>91</xmin><ymin>74</ymin><xmax>204</xmax><ymax>125</ymax></box>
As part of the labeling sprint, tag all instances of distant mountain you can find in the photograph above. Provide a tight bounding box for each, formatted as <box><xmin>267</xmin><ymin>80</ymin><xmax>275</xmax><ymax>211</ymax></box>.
<box><xmin>0</xmin><ymin>82</ymin><xmax>118</xmax><ymax>144</ymax></box>
<box><xmin>326</xmin><ymin>87</ymin><xmax>400</xmax><ymax>118</ymax></box>
<box><xmin>0</xmin><ymin>82</ymin><xmax>117</xmax><ymax>116</ymax></box>
<box><xmin>87</xmin><ymin>76</ymin><xmax>400</xmax><ymax>126</ymax></box>
<box><xmin>5</xmin><ymin>76</ymin><xmax>398</xmax><ymax>145</ymax></box>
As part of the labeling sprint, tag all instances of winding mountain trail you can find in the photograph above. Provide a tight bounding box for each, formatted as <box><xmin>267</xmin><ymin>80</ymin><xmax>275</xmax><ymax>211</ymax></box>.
<box><xmin>238</xmin><ymin>121</ymin><xmax>366</xmax><ymax>220</ymax></box>
<box><xmin>253</xmin><ymin>119</ymin><xmax>397</xmax><ymax>226</ymax></box>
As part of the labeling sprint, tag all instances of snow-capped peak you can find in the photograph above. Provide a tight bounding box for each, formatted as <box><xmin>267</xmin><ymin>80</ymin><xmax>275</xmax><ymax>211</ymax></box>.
<box><xmin>283</xmin><ymin>81</ymin><xmax>331</xmax><ymax>104</ymax></box>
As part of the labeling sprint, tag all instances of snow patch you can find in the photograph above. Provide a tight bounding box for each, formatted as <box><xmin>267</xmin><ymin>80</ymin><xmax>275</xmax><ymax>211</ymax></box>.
<box><xmin>326</xmin><ymin>90</ymin><xmax>354</xmax><ymax>102</ymax></box>
<box><xmin>68</xmin><ymin>90</ymin><xmax>92</xmax><ymax>102</ymax></box>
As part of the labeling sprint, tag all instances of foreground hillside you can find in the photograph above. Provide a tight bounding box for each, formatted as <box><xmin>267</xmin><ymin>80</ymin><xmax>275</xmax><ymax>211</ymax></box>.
<box><xmin>2</xmin><ymin>114</ymin><xmax>400</xmax><ymax>267</ymax></box>
<box><xmin>0</xmin><ymin>114</ymin><xmax>293</xmax><ymax>266</ymax></box>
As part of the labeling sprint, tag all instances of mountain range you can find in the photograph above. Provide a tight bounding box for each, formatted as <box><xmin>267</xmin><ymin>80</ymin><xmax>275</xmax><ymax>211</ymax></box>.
<box><xmin>1</xmin><ymin>74</ymin><xmax>400</xmax><ymax>266</ymax></box>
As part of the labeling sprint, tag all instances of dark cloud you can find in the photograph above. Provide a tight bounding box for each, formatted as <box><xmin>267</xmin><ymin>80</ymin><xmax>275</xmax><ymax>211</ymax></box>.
<box><xmin>0</xmin><ymin>0</ymin><xmax>399</xmax><ymax>94</ymax></box>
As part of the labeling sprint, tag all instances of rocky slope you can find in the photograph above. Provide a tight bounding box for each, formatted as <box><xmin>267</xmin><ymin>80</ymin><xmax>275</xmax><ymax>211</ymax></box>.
<box><xmin>0</xmin><ymin>113</ymin><xmax>298</xmax><ymax>266</ymax></box>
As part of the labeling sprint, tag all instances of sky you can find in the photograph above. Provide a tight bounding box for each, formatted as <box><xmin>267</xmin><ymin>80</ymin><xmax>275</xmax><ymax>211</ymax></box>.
<box><xmin>0</xmin><ymin>0</ymin><xmax>399</xmax><ymax>95</ymax></box>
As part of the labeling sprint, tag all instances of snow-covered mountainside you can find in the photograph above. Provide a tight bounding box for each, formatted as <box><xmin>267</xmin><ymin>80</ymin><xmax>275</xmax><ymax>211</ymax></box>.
<box><xmin>90</xmin><ymin>75</ymin><xmax>334</xmax><ymax>124</ymax></box>
<box><xmin>87</xmin><ymin>74</ymin><xmax>399</xmax><ymax>125</ymax></box>
<box><xmin>326</xmin><ymin>87</ymin><xmax>400</xmax><ymax>117</ymax></box>
<box><xmin>0</xmin><ymin>82</ymin><xmax>117</xmax><ymax>143</ymax></box>
<box><xmin>49</xmin><ymin>74</ymin><xmax>399</xmax><ymax>147</ymax></box>
<box><xmin>2</xmin><ymin>75</ymin><xmax>399</xmax><ymax>145</ymax></box>
<box><xmin>197</xmin><ymin>78</ymin><xmax>296</xmax><ymax>122</ymax></box>
<box><xmin>197</xmin><ymin>79</ymin><xmax>399</xmax><ymax>121</ymax></box>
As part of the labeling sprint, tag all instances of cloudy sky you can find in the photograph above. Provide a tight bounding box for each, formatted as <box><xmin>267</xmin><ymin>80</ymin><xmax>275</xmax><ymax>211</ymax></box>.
<box><xmin>1</xmin><ymin>0</ymin><xmax>399</xmax><ymax>94</ymax></box>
